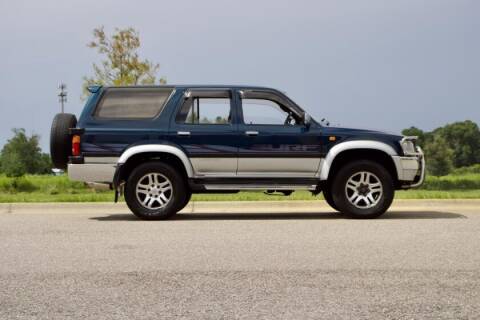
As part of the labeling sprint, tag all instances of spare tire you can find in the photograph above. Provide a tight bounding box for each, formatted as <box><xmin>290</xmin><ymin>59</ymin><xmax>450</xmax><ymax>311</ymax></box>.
<box><xmin>50</xmin><ymin>113</ymin><xmax>77</xmax><ymax>169</ymax></box>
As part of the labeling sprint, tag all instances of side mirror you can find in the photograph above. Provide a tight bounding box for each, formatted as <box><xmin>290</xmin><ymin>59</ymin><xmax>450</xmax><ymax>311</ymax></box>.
<box><xmin>303</xmin><ymin>113</ymin><xmax>312</xmax><ymax>130</ymax></box>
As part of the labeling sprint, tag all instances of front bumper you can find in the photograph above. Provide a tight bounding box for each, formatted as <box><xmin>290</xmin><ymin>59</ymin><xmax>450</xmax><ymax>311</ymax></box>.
<box><xmin>391</xmin><ymin>147</ymin><xmax>425</xmax><ymax>188</ymax></box>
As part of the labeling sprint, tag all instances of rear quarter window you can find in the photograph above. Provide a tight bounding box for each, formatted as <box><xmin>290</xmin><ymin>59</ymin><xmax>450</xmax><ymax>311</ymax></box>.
<box><xmin>94</xmin><ymin>88</ymin><xmax>173</xmax><ymax>119</ymax></box>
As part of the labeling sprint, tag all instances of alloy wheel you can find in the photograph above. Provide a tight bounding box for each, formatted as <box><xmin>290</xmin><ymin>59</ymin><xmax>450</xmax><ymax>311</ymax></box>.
<box><xmin>344</xmin><ymin>171</ymin><xmax>383</xmax><ymax>209</ymax></box>
<box><xmin>135</xmin><ymin>173</ymin><xmax>173</xmax><ymax>209</ymax></box>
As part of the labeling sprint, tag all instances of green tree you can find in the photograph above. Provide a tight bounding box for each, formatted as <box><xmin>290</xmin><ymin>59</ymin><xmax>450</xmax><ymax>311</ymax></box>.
<box><xmin>0</xmin><ymin>150</ymin><xmax>25</xmax><ymax>177</ymax></box>
<box><xmin>200</xmin><ymin>117</ymin><xmax>211</xmax><ymax>124</ymax></box>
<box><xmin>0</xmin><ymin>129</ymin><xmax>51</xmax><ymax>177</ymax></box>
<box><xmin>403</xmin><ymin>120</ymin><xmax>480</xmax><ymax>173</ymax></box>
<box><xmin>401</xmin><ymin>126</ymin><xmax>434</xmax><ymax>148</ymax></box>
<box><xmin>402</xmin><ymin>126</ymin><xmax>424</xmax><ymax>138</ymax></box>
<box><xmin>434</xmin><ymin>120</ymin><xmax>480</xmax><ymax>168</ymax></box>
<box><xmin>424</xmin><ymin>135</ymin><xmax>454</xmax><ymax>176</ymax></box>
<box><xmin>83</xmin><ymin>26</ymin><xmax>166</xmax><ymax>97</ymax></box>
<box><xmin>37</xmin><ymin>154</ymin><xmax>54</xmax><ymax>175</ymax></box>
<box><xmin>215</xmin><ymin>116</ymin><xmax>228</xmax><ymax>124</ymax></box>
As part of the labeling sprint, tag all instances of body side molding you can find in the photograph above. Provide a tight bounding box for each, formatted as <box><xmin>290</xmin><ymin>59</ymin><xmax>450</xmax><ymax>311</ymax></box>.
<box><xmin>319</xmin><ymin>140</ymin><xmax>398</xmax><ymax>180</ymax></box>
<box><xmin>118</xmin><ymin>144</ymin><xmax>194</xmax><ymax>177</ymax></box>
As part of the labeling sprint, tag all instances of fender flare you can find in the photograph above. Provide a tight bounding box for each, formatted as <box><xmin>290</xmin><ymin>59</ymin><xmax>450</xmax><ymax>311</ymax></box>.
<box><xmin>117</xmin><ymin>144</ymin><xmax>194</xmax><ymax>177</ymax></box>
<box><xmin>319</xmin><ymin>140</ymin><xmax>398</xmax><ymax>180</ymax></box>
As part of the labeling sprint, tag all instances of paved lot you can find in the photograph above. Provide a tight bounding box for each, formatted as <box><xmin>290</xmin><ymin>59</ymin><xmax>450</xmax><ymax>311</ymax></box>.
<box><xmin>1</xmin><ymin>200</ymin><xmax>479</xmax><ymax>319</ymax></box>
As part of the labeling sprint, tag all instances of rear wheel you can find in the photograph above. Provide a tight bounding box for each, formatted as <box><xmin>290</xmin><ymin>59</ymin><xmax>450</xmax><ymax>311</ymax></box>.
<box><xmin>125</xmin><ymin>162</ymin><xmax>187</xmax><ymax>220</ymax></box>
<box><xmin>331</xmin><ymin>160</ymin><xmax>394</xmax><ymax>219</ymax></box>
<box><xmin>322</xmin><ymin>187</ymin><xmax>338</xmax><ymax>211</ymax></box>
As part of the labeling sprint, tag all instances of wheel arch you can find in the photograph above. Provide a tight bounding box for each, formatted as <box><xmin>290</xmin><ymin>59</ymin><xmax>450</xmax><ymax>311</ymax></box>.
<box><xmin>320</xmin><ymin>141</ymin><xmax>399</xmax><ymax>186</ymax></box>
<box><xmin>115</xmin><ymin>145</ymin><xmax>193</xmax><ymax>187</ymax></box>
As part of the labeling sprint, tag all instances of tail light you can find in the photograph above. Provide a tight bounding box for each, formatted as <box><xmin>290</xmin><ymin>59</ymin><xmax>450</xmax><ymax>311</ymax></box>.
<box><xmin>72</xmin><ymin>135</ymin><xmax>81</xmax><ymax>156</ymax></box>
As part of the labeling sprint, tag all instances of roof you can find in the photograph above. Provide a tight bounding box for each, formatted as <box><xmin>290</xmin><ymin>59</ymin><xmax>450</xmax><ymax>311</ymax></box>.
<box><xmin>89</xmin><ymin>84</ymin><xmax>282</xmax><ymax>92</ymax></box>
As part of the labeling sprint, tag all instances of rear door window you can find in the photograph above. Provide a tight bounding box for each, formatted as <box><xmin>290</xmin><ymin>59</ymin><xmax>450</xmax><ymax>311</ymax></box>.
<box><xmin>176</xmin><ymin>97</ymin><xmax>231</xmax><ymax>125</ymax></box>
<box><xmin>94</xmin><ymin>88</ymin><xmax>172</xmax><ymax>119</ymax></box>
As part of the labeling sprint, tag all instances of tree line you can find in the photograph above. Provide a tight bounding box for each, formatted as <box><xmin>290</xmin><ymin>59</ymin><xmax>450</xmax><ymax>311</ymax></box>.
<box><xmin>402</xmin><ymin>120</ymin><xmax>480</xmax><ymax>176</ymax></box>
<box><xmin>0</xmin><ymin>129</ymin><xmax>52</xmax><ymax>177</ymax></box>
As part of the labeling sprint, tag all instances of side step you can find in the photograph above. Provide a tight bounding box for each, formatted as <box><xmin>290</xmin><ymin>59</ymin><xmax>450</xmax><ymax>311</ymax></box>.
<box><xmin>204</xmin><ymin>184</ymin><xmax>317</xmax><ymax>191</ymax></box>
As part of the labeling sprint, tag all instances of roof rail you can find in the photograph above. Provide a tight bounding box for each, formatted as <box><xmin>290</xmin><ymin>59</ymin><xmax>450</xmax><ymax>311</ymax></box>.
<box><xmin>87</xmin><ymin>85</ymin><xmax>102</xmax><ymax>93</ymax></box>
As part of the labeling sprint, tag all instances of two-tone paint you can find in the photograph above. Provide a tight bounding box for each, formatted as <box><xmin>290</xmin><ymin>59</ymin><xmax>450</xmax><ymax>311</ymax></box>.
<box><xmin>69</xmin><ymin>85</ymin><xmax>424</xmax><ymax>190</ymax></box>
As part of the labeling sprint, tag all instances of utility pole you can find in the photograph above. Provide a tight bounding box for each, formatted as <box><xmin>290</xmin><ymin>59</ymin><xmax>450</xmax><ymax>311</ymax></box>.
<box><xmin>58</xmin><ymin>83</ymin><xmax>67</xmax><ymax>113</ymax></box>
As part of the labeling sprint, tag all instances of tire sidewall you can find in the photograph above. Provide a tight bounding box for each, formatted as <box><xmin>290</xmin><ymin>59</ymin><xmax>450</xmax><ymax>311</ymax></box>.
<box><xmin>322</xmin><ymin>186</ymin><xmax>339</xmax><ymax>211</ymax></box>
<box><xmin>174</xmin><ymin>190</ymin><xmax>192</xmax><ymax>212</ymax></box>
<box><xmin>332</xmin><ymin>160</ymin><xmax>394</xmax><ymax>219</ymax></box>
<box><xmin>125</xmin><ymin>162</ymin><xmax>187</xmax><ymax>220</ymax></box>
<box><xmin>50</xmin><ymin>113</ymin><xmax>77</xmax><ymax>169</ymax></box>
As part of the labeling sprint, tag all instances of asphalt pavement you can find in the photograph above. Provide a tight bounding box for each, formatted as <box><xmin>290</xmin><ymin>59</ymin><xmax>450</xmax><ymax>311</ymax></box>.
<box><xmin>1</xmin><ymin>200</ymin><xmax>479</xmax><ymax>319</ymax></box>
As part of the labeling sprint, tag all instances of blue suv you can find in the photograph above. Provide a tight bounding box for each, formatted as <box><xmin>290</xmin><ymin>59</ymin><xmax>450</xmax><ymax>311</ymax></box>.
<box><xmin>50</xmin><ymin>85</ymin><xmax>425</xmax><ymax>220</ymax></box>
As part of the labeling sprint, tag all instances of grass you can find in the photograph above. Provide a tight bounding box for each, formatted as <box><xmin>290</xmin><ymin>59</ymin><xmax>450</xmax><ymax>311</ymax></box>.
<box><xmin>0</xmin><ymin>175</ymin><xmax>111</xmax><ymax>203</ymax></box>
<box><xmin>0</xmin><ymin>172</ymin><xmax>479</xmax><ymax>203</ymax></box>
<box><xmin>422</xmin><ymin>174</ymin><xmax>480</xmax><ymax>190</ymax></box>
<box><xmin>451</xmin><ymin>164</ymin><xmax>480</xmax><ymax>175</ymax></box>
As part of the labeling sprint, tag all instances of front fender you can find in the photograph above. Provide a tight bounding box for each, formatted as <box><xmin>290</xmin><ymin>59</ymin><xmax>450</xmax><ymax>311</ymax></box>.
<box><xmin>319</xmin><ymin>140</ymin><xmax>398</xmax><ymax>180</ymax></box>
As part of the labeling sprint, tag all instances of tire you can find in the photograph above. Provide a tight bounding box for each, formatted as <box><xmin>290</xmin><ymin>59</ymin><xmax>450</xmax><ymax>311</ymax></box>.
<box><xmin>175</xmin><ymin>191</ymin><xmax>192</xmax><ymax>212</ymax></box>
<box><xmin>50</xmin><ymin>113</ymin><xmax>77</xmax><ymax>169</ymax></box>
<box><xmin>322</xmin><ymin>187</ymin><xmax>339</xmax><ymax>211</ymax></box>
<box><xmin>124</xmin><ymin>162</ymin><xmax>187</xmax><ymax>220</ymax></box>
<box><xmin>331</xmin><ymin>160</ymin><xmax>394</xmax><ymax>219</ymax></box>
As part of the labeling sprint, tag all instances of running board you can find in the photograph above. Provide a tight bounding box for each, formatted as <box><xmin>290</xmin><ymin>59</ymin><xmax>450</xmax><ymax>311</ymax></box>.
<box><xmin>204</xmin><ymin>184</ymin><xmax>317</xmax><ymax>191</ymax></box>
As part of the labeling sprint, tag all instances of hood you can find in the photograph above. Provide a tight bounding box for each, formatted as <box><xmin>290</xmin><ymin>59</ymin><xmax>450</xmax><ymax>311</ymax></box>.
<box><xmin>323</xmin><ymin>125</ymin><xmax>403</xmax><ymax>140</ymax></box>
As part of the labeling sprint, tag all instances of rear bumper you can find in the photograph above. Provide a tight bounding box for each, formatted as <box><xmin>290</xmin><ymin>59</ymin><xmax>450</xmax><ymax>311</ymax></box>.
<box><xmin>68</xmin><ymin>163</ymin><xmax>116</xmax><ymax>183</ymax></box>
<box><xmin>392</xmin><ymin>147</ymin><xmax>426</xmax><ymax>188</ymax></box>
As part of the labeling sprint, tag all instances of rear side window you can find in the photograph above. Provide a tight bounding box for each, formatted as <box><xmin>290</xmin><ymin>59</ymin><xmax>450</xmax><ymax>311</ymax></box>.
<box><xmin>94</xmin><ymin>88</ymin><xmax>172</xmax><ymax>119</ymax></box>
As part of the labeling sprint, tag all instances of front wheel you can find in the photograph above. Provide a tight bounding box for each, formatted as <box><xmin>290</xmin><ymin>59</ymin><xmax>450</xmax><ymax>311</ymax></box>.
<box><xmin>174</xmin><ymin>190</ymin><xmax>192</xmax><ymax>212</ymax></box>
<box><xmin>125</xmin><ymin>162</ymin><xmax>187</xmax><ymax>220</ymax></box>
<box><xmin>331</xmin><ymin>160</ymin><xmax>394</xmax><ymax>219</ymax></box>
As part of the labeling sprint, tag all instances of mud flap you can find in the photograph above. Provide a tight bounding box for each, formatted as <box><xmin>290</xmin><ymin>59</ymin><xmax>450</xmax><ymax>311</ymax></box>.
<box><xmin>112</xmin><ymin>164</ymin><xmax>124</xmax><ymax>203</ymax></box>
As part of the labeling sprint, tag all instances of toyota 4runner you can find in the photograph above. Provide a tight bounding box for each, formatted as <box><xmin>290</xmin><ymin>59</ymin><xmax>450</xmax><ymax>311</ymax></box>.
<box><xmin>50</xmin><ymin>85</ymin><xmax>425</xmax><ymax>220</ymax></box>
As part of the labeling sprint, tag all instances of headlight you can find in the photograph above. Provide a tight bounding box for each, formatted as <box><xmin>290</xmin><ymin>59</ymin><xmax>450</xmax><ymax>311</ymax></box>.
<box><xmin>400</xmin><ymin>137</ymin><xmax>418</xmax><ymax>155</ymax></box>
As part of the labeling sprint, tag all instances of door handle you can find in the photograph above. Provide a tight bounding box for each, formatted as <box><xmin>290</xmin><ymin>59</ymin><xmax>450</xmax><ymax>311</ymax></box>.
<box><xmin>245</xmin><ymin>131</ymin><xmax>259</xmax><ymax>136</ymax></box>
<box><xmin>177</xmin><ymin>131</ymin><xmax>191</xmax><ymax>136</ymax></box>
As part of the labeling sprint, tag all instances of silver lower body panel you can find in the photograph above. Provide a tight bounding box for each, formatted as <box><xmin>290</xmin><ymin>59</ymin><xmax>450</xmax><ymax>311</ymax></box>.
<box><xmin>190</xmin><ymin>158</ymin><xmax>237</xmax><ymax>176</ymax></box>
<box><xmin>68</xmin><ymin>163</ymin><xmax>116</xmax><ymax>183</ymax></box>
<box><xmin>237</xmin><ymin>158</ymin><xmax>321</xmax><ymax>176</ymax></box>
<box><xmin>190</xmin><ymin>157</ymin><xmax>322</xmax><ymax>178</ymax></box>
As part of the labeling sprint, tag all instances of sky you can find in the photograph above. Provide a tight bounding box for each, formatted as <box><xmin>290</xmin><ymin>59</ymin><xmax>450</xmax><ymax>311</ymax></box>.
<box><xmin>0</xmin><ymin>0</ymin><xmax>479</xmax><ymax>151</ymax></box>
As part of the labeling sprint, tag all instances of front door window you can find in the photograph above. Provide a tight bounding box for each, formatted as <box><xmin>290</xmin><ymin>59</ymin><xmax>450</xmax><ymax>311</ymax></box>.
<box><xmin>242</xmin><ymin>99</ymin><xmax>295</xmax><ymax>125</ymax></box>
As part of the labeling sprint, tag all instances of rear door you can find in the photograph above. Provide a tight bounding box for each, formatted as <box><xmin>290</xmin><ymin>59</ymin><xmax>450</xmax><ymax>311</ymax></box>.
<box><xmin>236</xmin><ymin>90</ymin><xmax>322</xmax><ymax>177</ymax></box>
<box><xmin>169</xmin><ymin>89</ymin><xmax>238</xmax><ymax>177</ymax></box>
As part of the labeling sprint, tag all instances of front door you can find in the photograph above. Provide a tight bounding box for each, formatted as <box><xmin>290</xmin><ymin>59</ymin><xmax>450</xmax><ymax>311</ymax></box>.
<box><xmin>170</xmin><ymin>89</ymin><xmax>238</xmax><ymax>177</ymax></box>
<box><xmin>236</xmin><ymin>90</ymin><xmax>322</xmax><ymax>178</ymax></box>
